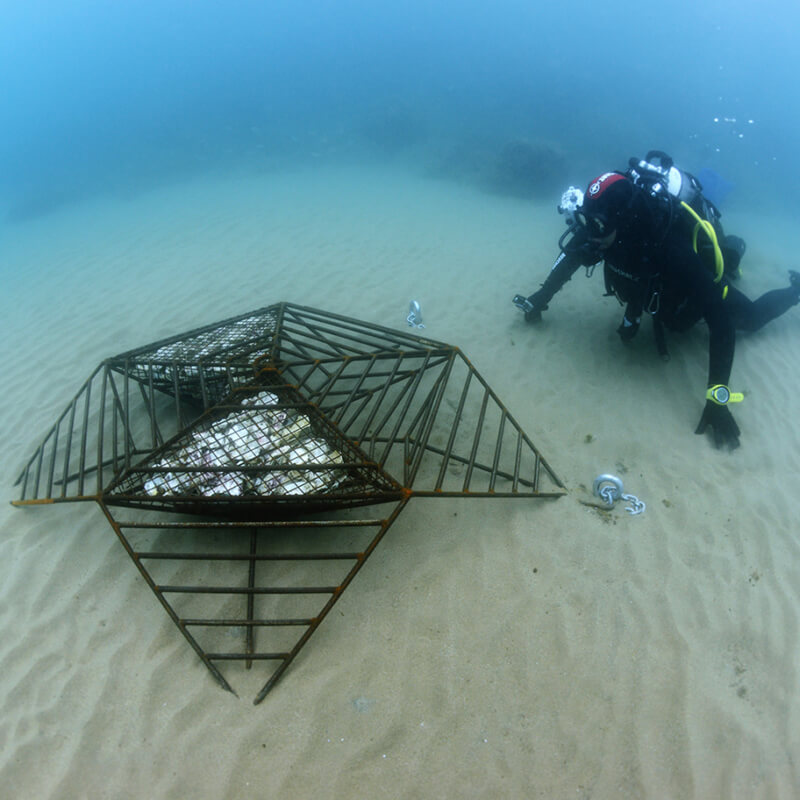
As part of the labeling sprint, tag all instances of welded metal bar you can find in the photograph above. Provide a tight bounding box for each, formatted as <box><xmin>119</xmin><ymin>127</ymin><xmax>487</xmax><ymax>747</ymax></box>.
<box><xmin>329</xmin><ymin>361</ymin><xmax>413</xmax><ymax>448</ymax></box>
<box><xmin>59</xmin><ymin>393</ymin><xmax>78</xmax><ymax>499</ymax></box>
<box><xmin>122</xmin><ymin>364</ymin><xmax>129</xmax><ymax>470</ymax></box>
<box><xmin>30</xmin><ymin>428</ymin><xmax>47</xmax><ymax>500</ymax></box>
<box><xmin>282</xmin><ymin>303</ymin><xmax>448</xmax><ymax>354</ymax></box>
<box><xmin>97</xmin><ymin>500</ymin><xmax>236</xmax><ymax>696</ymax></box>
<box><xmin>488</xmin><ymin>410</ymin><xmax>507</xmax><ymax>493</ymax></box>
<box><xmin>281</xmin><ymin>350</ymin><xmax>447</xmax><ymax>373</ymax></box>
<box><xmin>171</xmin><ymin>360</ymin><xmax>183</xmax><ymax>432</ymax></box>
<box><xmin>117</xmin><ymin>518</ymin><xmax>385</xmax><ymax>529</ymax></box>
<box><xmin>12</xmin><ymin>495</ymin><xmax>100</xmax><ymax>507</ymax></box>
<box><xmin>253</xmin><ymin>496</ymin><xmax>409</xmax><ymax>704</ymax></box>
<box><xmin>277</xmin><ymin>336</ymin><xmax>346</xmax><ymax>368</ymax></box>
<box><xmin>299</xmin><ymin>355</ymin><xmax>452</xmax><ymax>420</ymax></box>
<box><xmin>376</xmin><ymin>350</ymin><xmax>433</xmax><ymax>469</ymax></box>
<box><xmin>434</xmin><ymin>367</ymin><xmax>472</xmax><ymax>491</ymax></box>
<box><xmin>159</xmin><ymin>585</ymin><xmax>337</xmax><ymax>594</ymax></box>
<box><xmin>106</xmin><ymin>368</ymin><xmax>142</xmax><ymax>483</ymax></box>
<box><xmin>14</xmin><ymin>366</ymin><xmax>99</xmax><ymax>489</ymax></box>
<box><xmin>135</xmin><ymin>551</ymin><xmax>362</xmax><ymax>561</ymax></box>
<box><xmin>285</xmin><ymin>350</ymin><xmax>443</xmax><ymax>370</ymax></box>
<box><xmin>371</xmin><ymin>364</ymin><xmax>443</xmax><ymax>479</ymax></box>
<box><xmin>406</xmin><ymin>351</ymin><xmax>458</xmax><ymax>488</ymax></box>
<box><xmin>400</xmin><ymin>440</ymin><xmax>537</xmax><ymax>490</ymax></box>
<box><xmin>96</xmin><ymin>367</ymin><xmax>109</xmax><ymax>496</ymax></box>
<box><xmin>407</xmin><ymin>489</ymin><xmax>564</xmax><ymax>498</ymax></box>
<box><xmin>246</xmin><ymin>528</ymin><xmax>256</xmax><ymax>669</ymax></box>
<box><xmin>56</xmin><ymin>456</ymin><xmax>134</xmax><ymax>489</ymax></box>
<box><xmin>208</xmin><ymin>652</ymin><xmax>289</xmax><ymax>661</ymax></box>
<box><xmin>463</xmin><ymin>386</ymin><xmax>490</xmax><ymax>492</ymax></box>
<box><xmin>513</xmin><ymin>430</ymin><xmax>523</xmax><ymax>493</ymax></box>
<box><xmin>278</xmin><ymin>308</ymin><xmax>355</xmax><ymax>362</ymax></box>
<box><xmin>45</xmin><ymin>417</ymin><xmax>61</xmax><ymax>501</ymax></box>
<box><xmin>352</xmin><ymin>352</ymin><xmax>405</xmax><ymax>443</ymax></box>
<box><xmin>78</xmin><ymin>378</ymin><xmax>92</xmax><ymax>497</ymax></box>
<box><xmin>331</xmin><ymin>354</ymin><xmax>375</xmax><ymax>426</ymax></box>
<box><xmin>142</xmin><ymin>365</ymin><xmax>161</xmax><ymax>449</ymax></box>
<box><xmin>282</xmin><ymin>353</ymin><xmax>448</xmax><ymax>410</ymax></box>
<box><xmin>290</xmin><ymin>359</ymin><xmax>327</xmax><ymax>394</ymax></box>
<box><xmin>453</xmin><ymin>352</ymin><xmax>565</xmax><ymax>490</ymax></box>
<box><xmin>280</xmin><ymin>312</ymin><xmax>379</xmax><ymax>360</ymax></box>
<box><xmin>311</xmin><ymin>358</ymin><xmax>352</xmax><ymax>409</ymax></box>
<box><xmin>183</xmin><ymin>618</ymin><xmax>313</xmax><ymax>627</ymax></box>
<box><xmin>337</xmin><ymin>383</ymin><xmax>376</xmax><ymax>437</ymax></box>
<box><xmin>111</xmin><ymin>371</ymin><xmax>120</xmax><ymax>478</ymax></box>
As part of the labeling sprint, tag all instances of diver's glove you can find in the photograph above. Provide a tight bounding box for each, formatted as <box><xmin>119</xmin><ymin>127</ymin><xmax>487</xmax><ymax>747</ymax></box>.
<box><xmin>694</xmin><ymin>400</ymin><xmax>741</xmax><ymax>450</ymax></box>
<box><xmin>616</xmin><ymin>315</ymin><xmax>640</xmax><ymax>342</ymax></box>
<box><xmin>512</xmin><ymin>292</ymin><xmax>547</xmax><ymax>323</ymax></box>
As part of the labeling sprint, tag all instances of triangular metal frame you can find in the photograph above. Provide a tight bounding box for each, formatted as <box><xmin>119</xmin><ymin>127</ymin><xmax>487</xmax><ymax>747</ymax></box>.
<box><xmin>13</xmin><ymin>302</ymin><xmax>565</xmax><ymax>703</ymax></box>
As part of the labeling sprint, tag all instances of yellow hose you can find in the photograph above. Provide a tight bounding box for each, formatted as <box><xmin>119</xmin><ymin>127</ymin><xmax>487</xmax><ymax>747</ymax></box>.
<box><xmin>681</xmin><ymin>201</ymin><xmax>724</xmax><ymax>283</ymax></box>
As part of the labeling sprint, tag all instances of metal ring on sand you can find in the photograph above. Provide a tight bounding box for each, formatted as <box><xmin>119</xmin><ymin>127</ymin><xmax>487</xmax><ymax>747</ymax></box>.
<box><xmin>592</xmin><ymin>474</ymin><xmax>624</xmax><ymax>504</ymax></box>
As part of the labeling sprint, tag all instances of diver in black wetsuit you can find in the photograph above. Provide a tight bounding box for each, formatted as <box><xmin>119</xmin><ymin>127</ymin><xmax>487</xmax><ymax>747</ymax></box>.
<box><xmin>513</xmin><ymin>162</ymin><xmax>800</xmax><ymax>450</ymax></box>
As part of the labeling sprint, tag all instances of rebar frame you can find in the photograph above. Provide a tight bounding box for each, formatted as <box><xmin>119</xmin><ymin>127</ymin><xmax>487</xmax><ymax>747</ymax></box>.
<box><xmin>12</xmin><ymin>302</ymin><xmax>564</xmax><ymax>703</ymax></box>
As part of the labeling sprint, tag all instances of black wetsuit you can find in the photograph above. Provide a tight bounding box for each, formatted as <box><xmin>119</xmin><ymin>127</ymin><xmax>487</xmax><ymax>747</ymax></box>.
<box><xmin>526</xmin><ymin>222</ymin><xmax>799</xmax><ymax>389</ymax></box>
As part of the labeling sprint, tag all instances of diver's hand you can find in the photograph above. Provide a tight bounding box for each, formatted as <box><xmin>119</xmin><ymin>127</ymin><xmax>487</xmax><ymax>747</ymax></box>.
<box><xmin>694</xmin><ymin>401</ymin><xmax>741</xmax><ymax>449</ymax></box>
<box><xmin>616</xmin><ymin>315</ymin><xmax>640</xmax><ymax>342</ymax></box>
<box><xmin>512</xmin><ymin>293</ymin><xmax>545</xmax><ymax>323</ymax></box>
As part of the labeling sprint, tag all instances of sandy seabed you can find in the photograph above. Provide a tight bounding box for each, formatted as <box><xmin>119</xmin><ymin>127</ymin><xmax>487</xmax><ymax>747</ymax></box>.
<box><xmin>1</xmin><ymin>161</ymin><xmax>799</xmax><ymax>798</ymax></box>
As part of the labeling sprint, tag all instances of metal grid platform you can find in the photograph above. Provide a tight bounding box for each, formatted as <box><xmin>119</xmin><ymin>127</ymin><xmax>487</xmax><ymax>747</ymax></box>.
<box><xmin>13</xmin><ymin>302</ymin><xmax>564</xmax><ymax>702</ymax></box>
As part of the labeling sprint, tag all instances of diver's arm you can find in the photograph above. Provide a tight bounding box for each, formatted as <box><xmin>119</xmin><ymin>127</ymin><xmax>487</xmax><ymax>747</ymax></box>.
<box><xmin>518</xmin><ymin>247</ymin><xmax>588</xmax><ymax>321</ymax></box>
<box><xmin>685</xmin><ymin>258</ymin><xmax>740</xmax><ymax>448</ymax></box>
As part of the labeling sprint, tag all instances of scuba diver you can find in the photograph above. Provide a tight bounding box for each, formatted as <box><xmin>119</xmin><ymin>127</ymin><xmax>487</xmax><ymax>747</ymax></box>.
<box><xmin>512</xmin><ymin>151</ymin><xmax>800</xmax><ymax>450</ymax></box>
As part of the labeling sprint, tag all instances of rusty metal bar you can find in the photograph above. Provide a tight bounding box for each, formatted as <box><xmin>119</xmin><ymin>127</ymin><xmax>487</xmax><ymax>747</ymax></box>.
<box><xmin>434</xmin><ymin>366</ymin><xmax>472</xmax><ymax>491</ymax></box>
<box><xmin>45</xmin><ymin>416</ymin><xmax>61</xmax><ymax>501</ymax></box>
<box><xmin>135</xmin><ymin>552</ymin><xmax>362</xmax><ymax>561</ymax></box>
<box><xmin>143</xmin><ymin>365</ymin><xmax>161</xmax><ymax>449</ymax></box>
<box><xmin>488</xmin><ymin>410</ymin><xmax>507</xmax><ymax>493</ymax></box>
<box><xmin>97</xmin><ymin>499</ymin><xmax>236</xmax><ymax>696</ymax></box>
<box><xmin>463</xmin><ymin>386</ymin><xmax>490</xmax><ymax>492</ymax></box>
<box><xmin>331</xmin><ymin>354</ymin><xmax>375</xmax><ymax>427</ymax></box>
<box><xmin>183</xmin><ymin>618</ymin><xmax>313</xmax><ymax>626</ymax></box>
<box><xmin>208</xmin><ymin>653</ymin><xmax>289</xmax><ymax>661</ymax></box>
<box><xmin>246</xmin><ymin>528</ymin><xmax>256</xmax><ymax>669</ymax></box>
<box><xmin>60</xmin><ymin>390</ymin><xmax>78</xmax><ymax>499</ymax></box>
<box><xmin>375</xmin><ymin>350</ymin><xmax>433</xmax><ymax>468</ymax></box>
<box><xmin>171</xmin><ymin>359</ymin><xmax>183</xmax><ymax>433</ymax></box>
<box><xmin>405</xmin><ymin>351</ymin><xmax>458</xmax><ymax>487</ymax></box>
<box><xmin>351</xmin><ymin>353</ymin><xmax>405</xmax><ymax>443</ymax></box>
<box><xmin>78</xmin><ymin>377</ymin><xmax>92</xmax><ymax>497</ymax></box>
<box><xmin>253</xmin><ymin>496</ymin><xmax>409</xmax><ymax>703</ymax></box>
<box><xmin>96</xmin><ymin>367</ymin><xmax>109</xmax><ymax>496</ymax></box>
<box><xmin>118</xmin><ymin>519</ymin><xmax>384</xmax><ymax>529</ymax></box>
<box><xmin>158</xmin><ymin>586</ymin><xmax>337</xmax><ymax>595</ymax></box>
<box><xmin>123</xmin><ymin>361</ymin><xmax>130</xmax><ymax>470</ymax></box>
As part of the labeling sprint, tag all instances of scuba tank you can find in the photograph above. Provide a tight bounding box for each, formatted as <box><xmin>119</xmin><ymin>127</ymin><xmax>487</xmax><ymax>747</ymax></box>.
<box><xmin>627</xmin><ymin>150</ymin><xmax>723</xmax><ymax>230</ymax></box>
<box><xmin>627</xmin><ymin>150</ymin><xmax>730</xmax><ymax>281</ymax></box>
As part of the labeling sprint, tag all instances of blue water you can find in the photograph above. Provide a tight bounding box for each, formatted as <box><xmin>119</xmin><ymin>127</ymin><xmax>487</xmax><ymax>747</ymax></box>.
<box><xmin>1</xmin><ymin>0</ymin><xmax>798</xmax><ymax>224</ymax></box>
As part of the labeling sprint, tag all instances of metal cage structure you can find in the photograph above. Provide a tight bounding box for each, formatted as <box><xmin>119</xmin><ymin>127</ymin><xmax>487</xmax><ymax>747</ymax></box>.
<box><xmin>13</xmin><ymin>302</ymin><xmax>565</xmax><ymax>703</ymax></box>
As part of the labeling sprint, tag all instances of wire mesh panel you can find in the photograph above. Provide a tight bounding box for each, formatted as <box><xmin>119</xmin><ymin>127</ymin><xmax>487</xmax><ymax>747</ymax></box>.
<box><xmin>12</xmin><ymin>302</ymin><xmax>565</xmax><ymax>702</ymax></box>
<box><xmin>106</xmin><ymin>378</ymin><xmax>403</xmax><ymax>515</ymax></box>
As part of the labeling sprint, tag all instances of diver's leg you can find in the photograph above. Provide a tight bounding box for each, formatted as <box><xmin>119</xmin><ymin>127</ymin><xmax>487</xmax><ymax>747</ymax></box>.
<box><xmin>727</xmin><ymin>275</ymin><xmax>800</xmax><ymax>332</ymax></box>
